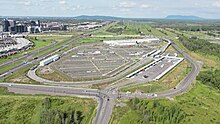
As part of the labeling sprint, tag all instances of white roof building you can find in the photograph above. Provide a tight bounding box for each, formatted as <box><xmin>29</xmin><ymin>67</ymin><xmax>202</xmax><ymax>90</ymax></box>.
<box><xmin>40</xmin><ymin>54</ymin><xmax>60</xmax><ymax>66</ymax></box>
<box><xmin>0</xmin><ymin>38</ymin><xmax>32</xmax><ymax>53</ymax></box>
<box><xmin>103</xmin><ymin>38</ymin><xmax>160</xmax><ymax>46</ymax></box>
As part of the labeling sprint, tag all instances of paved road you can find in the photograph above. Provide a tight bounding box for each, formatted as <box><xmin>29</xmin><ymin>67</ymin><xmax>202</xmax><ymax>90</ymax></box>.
<box><xmin>0</xmin><ymin>82</ymin><xmax>116</xmax><ymax>124</ymax></box>
<box><xmin>0</xmin><ymin>22</ymin><xmax>114</xmax><ymax>79</ymax></box>
<box><xmin>116</xmin><ymin>39</ymin><xmax>203</xmax><ymax>99</ymax></box>
<box><xmin>0</xmin><ymin>38</ymin><xmax>203</xmax><ymax>124</ymax></box>
<box><xmin>0</xmin><ymin>35</ymin><xmax>75</xmax><ymax>69</ymax></box>
<box><xmin>26</xmin><ymin>37</ymin><xmax>169</xmax><ymax>87</ymax></box>
<box><xmin>0</xmin><ymin>34</ymin><xmax>91</xmax><ymax>79</ymax></box>
<box><xmin>27</xmin><ymin>57</ymin><xmax>153</xmax><ymax>86</ymax></box>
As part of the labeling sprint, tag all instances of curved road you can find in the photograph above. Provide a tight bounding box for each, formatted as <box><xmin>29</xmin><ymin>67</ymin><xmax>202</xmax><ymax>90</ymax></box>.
<box><xmin>0</xmin><ymin>38</ymin><xmax>202</xmax><ymax>124</ymax></box>
<box><xmin>27</xmin><ymin>58</ymin><xmax>152</xmax><ymax>86</ymax></box>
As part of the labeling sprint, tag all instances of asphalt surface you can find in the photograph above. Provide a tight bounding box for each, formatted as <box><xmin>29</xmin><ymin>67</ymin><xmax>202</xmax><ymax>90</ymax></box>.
<box><xmin>0</xmin><ymin>38</ymin><xmax>202</xmax><ymax>124</ymax></box>
<box><xmin>0</xmin><ymin>35</ymin><xmax>75</xmax><ymax>70</ymax></box>
<box><xmin>0</xmin><ymin>22</ymin><xmax>113</xmax><ymax>78</ymax></box>
<box><xmin>27</xmin><ymin>57</ymin><xmax>153</xmax><ymax>86</ymax></box>
<box><xmin>0</xmin><ymin>82</ymin><xmax>116</xmax><ymax>124</ymax></box>
<box><xmin>0</xmin><ymin>34</ymin><xmax>91</xmax><ymax>79</ymax></box>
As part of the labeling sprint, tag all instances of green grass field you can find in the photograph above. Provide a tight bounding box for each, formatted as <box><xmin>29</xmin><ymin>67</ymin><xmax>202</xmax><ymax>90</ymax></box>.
<box><xmin>1</xmin><ymin>21</ymin><xmax>220</xmax><ymax>124</ymax></box>
<box><xmin>97</xmin><ymin>21</ymin><xmax>167</xmax><ymax>36</ymax></box>
<box><xmin>111</xmin><ymin>22</ymin><xmax>220</xmax><ymax>124</ymax></box>
<box><xmin>0</xmin><ymin>87</ymin><xmax>97</xmax><ymax>124</ymax></box>
<box><xmin>0</xmin><ymin>61</ymin><xmax>22</xmax><ymax>74</ymax></box>
<box><xmin>120</xmin><ymin>60</ymin><xmax>191</xmax><ymax>93</ymax></box>
<box><xmin>111</xmin><ymin>82</ymin><xmax>220</xmax><ymax>124</ymax></box>
<box><xmin>0</xmin><ymin>36</ymin><xmax>67</xmax><ymax>64</ymax></box>
<box><xmin>1</xmin><ymin>65</ymin><xmax>40</xmax><ymax>84</ymax></box>
<box><xmin>80</xmin><ymin>36</ymin><xmax>140</xmax><ymax>43</ymax></box>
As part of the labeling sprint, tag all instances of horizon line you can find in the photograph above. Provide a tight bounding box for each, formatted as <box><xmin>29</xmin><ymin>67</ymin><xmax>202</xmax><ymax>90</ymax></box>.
<box><xmin>0</xmin><ymin>15</ymin><xmax>220</xmax><ymax>20</ymax></box>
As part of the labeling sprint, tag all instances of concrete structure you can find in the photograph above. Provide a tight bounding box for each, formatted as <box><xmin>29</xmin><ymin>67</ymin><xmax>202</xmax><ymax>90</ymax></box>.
<box><xmin>2</xmin><ymin>19</ymin><xmax>15</xmax><ymax>32</ymax></box>
<box><xmin>0</xmin><ymin>25</ymin><xmax>3</xmax><ymax>32</ymax></box>
<box><xmin>0</xmin><ymin>38</ymin><xmax>33</xmax><ymax>54</ymax></box>
<box><xmin>154</xmin><ymin>57</ymin><xmax>184</xmax><ymax>80</ymax></box>
<box><xmin>40</xmin><ymin>54</ymin><xmax>60</xmax><ymax>66</ymax></box>
<box><xmin>15</xmin><ymin>24</ymin><xmax>27</xmax><ymax>33</ymax></box>
<box><xmin>77</xmin><ymin>24</ymin><xmax>102</xmax><ymax>30</ymax></box>
<box><xmin>27</xmin><ymin>26</ymin><xmax>41</xmax><ymax>33</ymax></box>
<box><xmin>103</xmin><ymin>38</ymin><xmax>160</xmax><ymax>46</ymax></box>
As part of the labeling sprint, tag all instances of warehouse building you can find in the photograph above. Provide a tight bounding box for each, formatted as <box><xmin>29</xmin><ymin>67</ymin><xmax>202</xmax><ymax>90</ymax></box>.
<box><xmin>40</xmin><ymin>54</ymin><xmax>60</xmax><ymax>66</ymax></box>
<box><xmin>103</xmin><ymin>38</ymin><xmax>160</xmax><ymax>46</ymax></box>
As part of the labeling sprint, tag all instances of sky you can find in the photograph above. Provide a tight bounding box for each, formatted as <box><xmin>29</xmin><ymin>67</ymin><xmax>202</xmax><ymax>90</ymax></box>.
<box><xmin>0</xmin><ymin>0</ymin><xmax>220</xmax><ymax>18</ymax></box>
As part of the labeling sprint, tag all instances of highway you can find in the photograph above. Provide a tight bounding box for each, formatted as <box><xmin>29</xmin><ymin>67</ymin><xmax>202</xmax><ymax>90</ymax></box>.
<box><xmin>0</xmin><ymin>21</ymin><xmax>114</xmax><ymax>79</ymax></box>
<box><xmin>0</xmin><ymin>82</ymin><xmax>116</xmax><ymax>124</ymax></box>
<box><xmin>0</xmin><ymin>35</ymin><xmax>75</xmax><ymax>69</ymax></box>
<box><xmin>117</xmin><ymin>40</ymin><xmax>203</xmax><ymax>99</ymax></box>
<box><xmin>109</xmin><ymin>39</ymin><xmax>202</xmax><ymax>95</ymax></box>
<box><xmin>0</xmin><ymin>34</ymin><xmax>91</xmax><ymax>79</ymax></box>
<box><xmin>0</xmin><ymin>38</ymin><xmax>203</xmax><ymax>124</ymax></box>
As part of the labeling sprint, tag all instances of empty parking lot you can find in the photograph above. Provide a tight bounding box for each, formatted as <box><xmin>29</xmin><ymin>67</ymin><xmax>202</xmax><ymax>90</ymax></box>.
<box><xmin>51</xmin><ymin>43</ymin><xmax>156</xmax><ymax>81</ymax></box>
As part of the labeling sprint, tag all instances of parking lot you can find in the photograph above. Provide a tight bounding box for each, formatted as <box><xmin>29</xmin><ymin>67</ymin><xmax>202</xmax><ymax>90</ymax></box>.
<box><xmin>130</xmin><ymin>57</ymin><xmax>183</xmax><ymax>83</ymax></box>
<box><xmin>52</xmin><ymin>43</ymin><xmax>155</xmax><ymax>80</ymax></box>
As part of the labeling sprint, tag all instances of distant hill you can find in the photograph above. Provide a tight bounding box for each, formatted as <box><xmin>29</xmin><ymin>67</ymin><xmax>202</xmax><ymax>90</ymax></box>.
<box><xmin>1</xmin><ymin>15</ymin><xmax>218</xmax><ymax>21</ymax></box>
<box><xmin>74</xmin><ymin>15</ymin><xmax>207</xmax><ymax>21</ymax></box>
<box><xmin>165</xmin><ymin>15</ymin><xmax>204</xmax><ymax>20</ymax></box>
<box><xmin>74</xmin><ymin>15</ymin><xmax>123</xmax><ymax>20</ymax></box>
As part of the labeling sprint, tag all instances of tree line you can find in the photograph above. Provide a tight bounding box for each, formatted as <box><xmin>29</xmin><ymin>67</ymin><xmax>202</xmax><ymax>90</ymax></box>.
<box><xmin>197</xmin><ymin>69</ymin><xmax>220</xmax><ymax>90</ymax></box>
<box><xmin>175</xmin><ymin>25</ymin><xmax>220</xmax><ymax>32</ymax></box>
<box><xmin>179</xmin><ymin>36</ymin><xmax>220</xmax><ymax>58</ymax></box>
<box><xmin>128</xmin><ymin>98</ymin><xmax>187</xmax><ymax>124</ymax></box>
<box><xmin>40</xmin><ymin>98</ymin><xmax>84</xmax><ymax>124</ymax></box>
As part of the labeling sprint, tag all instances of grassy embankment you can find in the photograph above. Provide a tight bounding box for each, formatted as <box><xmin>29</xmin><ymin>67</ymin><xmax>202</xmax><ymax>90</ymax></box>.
<box><xmin>0</xmin><ymin>87</ymin><xmax>97</xmax><ymax>124</ymax></box>
<box><xmin>110</xmin><ymin>25</ymin><xmax>220</xmax><ymax>124</ymax></box>
<box><xmin>0</xmin><ymin>36</ymin><xmax>70</xmax><ymax>75</ymax></box>
<box><xmin>110</xmin><ymin>82</ymin><xmax>220</xmax><ymax>124</ymax></box>
<box><xmin>36</xmin><ymin>35</ymin><xmax>142</xmax><ymax>82</ymax></box>
<box><xmin>0</xmin><ymin>35</ymin><xmax>68</xmax><ymax>64</ymax></box>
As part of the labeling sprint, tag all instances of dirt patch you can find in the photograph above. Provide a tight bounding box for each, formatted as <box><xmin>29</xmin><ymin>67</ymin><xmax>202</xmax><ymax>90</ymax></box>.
<box><xmin>10</xmin><ymin>75</ymin><xmax>31</xmax><ymax>83</ymax></box>
<box><xmin>39</xmin><ymin>66</ymin><xmax>54</xmax><ymax>74</ymax></box>
<box><xmin>116</xmin><ymin>102</ymin><xmax>126</xmax><ymax>107</ymax></box>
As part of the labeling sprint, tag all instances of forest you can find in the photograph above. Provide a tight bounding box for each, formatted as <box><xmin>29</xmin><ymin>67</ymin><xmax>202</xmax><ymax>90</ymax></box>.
<box><xmin>128</xmin><ymin>98</ymin><xmax>187</xmax><ymax>124</ymax></box>
<box><xmin>40</xmin><ymin>98</ymin><xmax>84</xmax><ymax>124</ymax></box>
<box><xmin>179</xmin><ymin>36</ymin><xmax>220</xmax><ymax>58</ymax></box>
<box><xmin>197</xmin><ymin>69</ymin><xmax>220</xmax><ymax>90</ymax></box>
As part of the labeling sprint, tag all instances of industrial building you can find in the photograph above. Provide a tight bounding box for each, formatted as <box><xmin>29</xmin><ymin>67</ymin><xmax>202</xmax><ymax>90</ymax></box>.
<box><xmin>2</xmin><ymin>19</ymin><xmax>42</xmax><ymax>34</ymax></box>
<box><xmin>77</xmin><ymin>24</ymin><xmax>102</xmax><ymax>30</ymax></box>
<box><xmin>103</xmin><ymin>38</ymin><xmax>160</xmax><ymax>46</ymax></box>
<box><xmin>0</xmin><ymin>38</ymin><xmax>33</xmax><ymax>58</ymax></box>
<box><xmin>2</xmin><ymin>19</ymin><xmax>16</xmax><ymax>32</ymax></box>
<box><xmin>40</xmin><ymin>54</ymin><xmax>60</xmax><ymax>66</ymax></box>
<box><xmin>15</xmin><ymin>24</ymin><xmax>27</xmax><ymax>33</ymax></box>
<box><xmin>0</xmin><ymin>25</ymin><xmax>3</xmax><ymax>32</ymax></box>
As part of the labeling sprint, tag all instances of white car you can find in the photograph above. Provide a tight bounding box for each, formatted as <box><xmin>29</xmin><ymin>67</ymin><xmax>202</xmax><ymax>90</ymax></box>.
<box><xmin>153</xmin><ymin>93</ymin><xmax>158</xmax><ymax>97</ymax></box>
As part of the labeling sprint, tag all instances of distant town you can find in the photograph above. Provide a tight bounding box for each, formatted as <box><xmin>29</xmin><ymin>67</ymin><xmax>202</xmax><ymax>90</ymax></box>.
<box><xmin>0</xmin><ymin>18</ymin><xmax>107</xmax><ymax>58</ymax></box>
<box><xmin>0</xmin><ymin>18</ymin><xmax>106</xmax><ymax>35</ymax></box>
<box><xmin>1</xmin><ymin>0</ymin><xmax>220</xmax><ymax>123</ymax></box>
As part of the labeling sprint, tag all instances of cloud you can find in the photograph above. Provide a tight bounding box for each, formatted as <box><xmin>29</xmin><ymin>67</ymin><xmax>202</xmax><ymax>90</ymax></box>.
<box><xmin>120</xmin><ymin>8</ymin><xmax>130</xmax><ymax>12</ymax></box>
<box><xmin>213</xmin><ymin>1</ymin><xmax>220</xmax><ymax>8</ymax></box>
<box><xmin>17</xmin><ymin>1</ymin><xmax>31</xmax><ymax>6</ymax></box>
<box><xmin>39</xmin><ymin>0</ymin><xmax>52</xmax><ymax>2</ymax></box>
<box><xmin>140</xmin><ymin>4</ymin><xmax>150</xmax><ymax>8</ymax></box>
<box><xmin>59</xmin><ymin>0</ymin><xmax>66</xmax><ymax>4</ymax></box>
<box><xmin>119</xmin><ymin>1</ymin><xmax>136</xmax><ymax>8</ymax></box>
